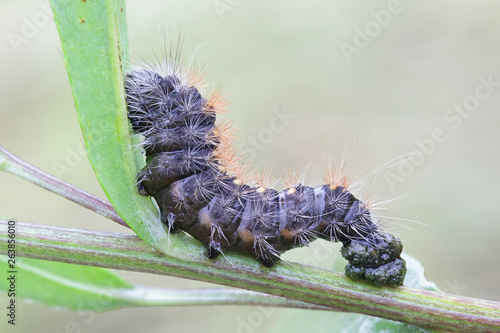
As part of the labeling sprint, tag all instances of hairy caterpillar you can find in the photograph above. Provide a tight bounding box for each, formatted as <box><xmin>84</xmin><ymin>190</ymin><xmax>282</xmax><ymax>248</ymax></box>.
<box><xmin>124</xmin><ymin>57</ymin><xmax>407</xmax><ymax>287</ymax></box>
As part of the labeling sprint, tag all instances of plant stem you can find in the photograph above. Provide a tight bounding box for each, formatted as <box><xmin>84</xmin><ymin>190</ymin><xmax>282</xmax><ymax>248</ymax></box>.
<box><xmin>0</xmin><ymin>145</ymin><xmax>128</xmax><ymax>228</ymax></box>
<box><xmin>1</xmin><ymin>220</ymin><xmax>498</xmax><ymax>332</ymax></box>
<box><xmin>107</xmin><ymin>287</ymin><xmax>332</xmax><ymax>310</ymax></box>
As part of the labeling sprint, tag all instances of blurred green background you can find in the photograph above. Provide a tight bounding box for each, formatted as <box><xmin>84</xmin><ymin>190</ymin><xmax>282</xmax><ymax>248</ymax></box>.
<box><xmin>1</xmin><ymin>1</ymin><xmax>499</xmax><ymax>332</ymax></box>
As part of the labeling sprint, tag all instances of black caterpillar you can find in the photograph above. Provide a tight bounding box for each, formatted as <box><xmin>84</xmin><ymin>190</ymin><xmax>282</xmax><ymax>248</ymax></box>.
<box><xmin>124</xmin><ymin>63</ymin><xmax>407</xmax><ymax>287</ymax></box>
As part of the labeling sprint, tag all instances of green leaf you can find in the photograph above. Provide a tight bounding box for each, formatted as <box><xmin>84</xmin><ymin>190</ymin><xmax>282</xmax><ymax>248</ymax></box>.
<box><xmin>49</xmin><ymin>0</ymin><xmax>171</xmax><ymax>253</ymax></box>
<box><xmin>1</xmin><ymin>255</ymin><xmax>133</xmax><ymax>311</ymax></box>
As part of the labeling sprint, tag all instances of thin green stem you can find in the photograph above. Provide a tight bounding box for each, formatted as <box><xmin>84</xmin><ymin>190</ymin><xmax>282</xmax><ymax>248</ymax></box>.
<box><xmin>108</xmin><ymin>287</ymin><xmax>332</xmax><ymax>310</ymax></box>
<box><xmin>1</xmin><ymin>220</ymin><xmax>498</xmax><ymax>332</ymax></box>
<box><xmin>0</xmin><ymin>145</ymin><xmax>128</xmax><ymax>228</ymax></box>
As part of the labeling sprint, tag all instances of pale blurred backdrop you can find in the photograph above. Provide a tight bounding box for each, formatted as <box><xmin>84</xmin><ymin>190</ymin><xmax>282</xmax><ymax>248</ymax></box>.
<box><xmin>1</xmin><ymin>1</ymin><xmax>500</xmax><ymax>332</ymax></box>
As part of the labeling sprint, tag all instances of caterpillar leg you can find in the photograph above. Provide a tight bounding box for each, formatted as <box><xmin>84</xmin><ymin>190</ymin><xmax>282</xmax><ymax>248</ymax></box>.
<box><xmin>206</xmin><ymin>243</ymin><xmax>222</xmax><ymax>259</ymax></box>
<box><xmin>205</xmin><ymin>224</ymin><xmax>230</xmax><ymax>260</ymax></box>
<box><xmin>259</xmin><ymin>254</ymin><xmax>279</xmax><ymax>268</ymax></box>
<box><xmin>341</xmin><ymin>233</ymin><xmax>406</xmax><ymax>286</ymax></box>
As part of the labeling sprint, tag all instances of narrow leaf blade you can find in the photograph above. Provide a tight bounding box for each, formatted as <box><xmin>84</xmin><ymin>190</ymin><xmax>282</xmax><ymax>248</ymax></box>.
<box><xmin>1</xmin><ymin>255</ymin><xmax>134</xmax><ymax>311</ymax></box>
<box><xmin>49</xmin><ymin>0</ymin><xmax>171</xmax><ymax>252</ymax></box>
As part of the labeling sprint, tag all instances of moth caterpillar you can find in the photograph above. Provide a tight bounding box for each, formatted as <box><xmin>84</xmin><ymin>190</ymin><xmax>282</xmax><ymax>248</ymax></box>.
<box><xmin>124</xmin><ymin>56</ymin><xmax>406</xmax><ymax>287</ymax></box>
